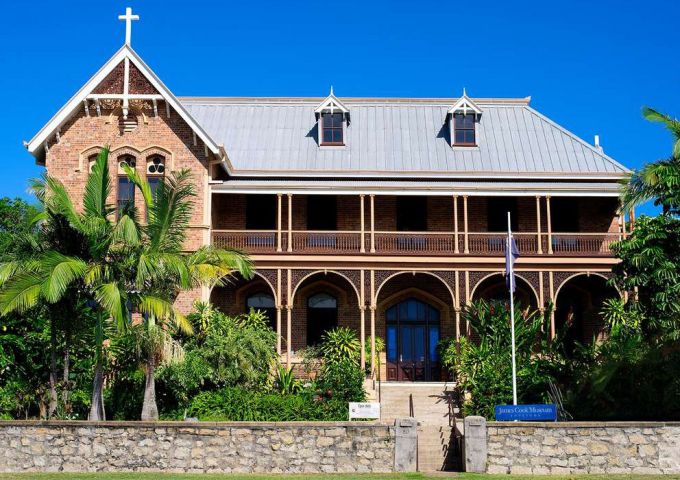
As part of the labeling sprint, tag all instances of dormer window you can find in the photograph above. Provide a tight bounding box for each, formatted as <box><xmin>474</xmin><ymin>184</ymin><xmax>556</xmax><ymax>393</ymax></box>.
<box><xmin>447</xmin><ymin>89</ymin><xmax>483</xmax><ymax>148</ymax></box>
<box><xmin>314</xmin><ymin>87</ymin><xmax>350</xmax><ymax>147</ymax></box>
<box><xmin>321</xmin><ymin>112</ymin><xmax>344</xmax><ymax>145</ymax></box>
<box><xmin>453</xmin><ymin>113</ymin><xmax>476</xmax><ymax>146</ymax></box>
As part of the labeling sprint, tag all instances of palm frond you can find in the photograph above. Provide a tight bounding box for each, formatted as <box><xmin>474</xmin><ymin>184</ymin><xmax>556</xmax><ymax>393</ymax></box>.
<box><xmin>39</xmin><ymin>251</ymin><xmax>88</xmax><ymax>302</ymax></box>
<box><xmin>113</xmin><ymin>214</ymin><xmax>141</xmax><ymax>246</ymax></box>
<box><xmin>134</xmin><ymin>294</ymin><xmax>193</xmax><ymax>334</ymax></box>
<box><xmin>94</xmin><ymin>282</ymin><xmax>128</xmax><ymax>333</ymax></box>
<box><xmin>83</xmin><ymin>147</ymin><xmax>114</xmax><ymax>219</ymax></box>
<box><xmin>0</xmin><ymin>272</ymin><xmax>43</xmax><ymax>314</ymax></box>
<box><xmin>146</xmin><ymin>169</ymin><xmax>195</xmax><ymax>253</ymax></box>
<box><xmin>122</xmin><ymin>163</ymin><xmax>154</xmax><ymax>209</ymax></box>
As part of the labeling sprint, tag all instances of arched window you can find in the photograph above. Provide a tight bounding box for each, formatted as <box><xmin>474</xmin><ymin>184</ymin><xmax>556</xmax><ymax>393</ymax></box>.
<box><xmin>385</xmin><ymin>298</ymin><xmax>440</xmax><ymax>382</ymax></box>
<box><xmin>117</xmin><ymin>156</ymin><xmax>136</xmax><ymax>214</ymax></box>
<box><xmin>308</xmin><ymin>292</ymin><xmax>337</xmax><ymax>309</ymax></box>
<box><xmin>246</xmin><ymin>292</ymin><xmax>276</xmax><ymax>330</ymax></box>
<box><xmin>146</xmin><ymin>156</ymin><xmax>166</xmax><ymax>203</ymax></box>
<box><xmin>307</xmin><ymin>292</ymin><xmax>338</xmax><ymax>345</ymax></box>
<box><xmin>88</xmin><ymin>154</ymin><xmax>99</xmax><ymax>173</ymax></box>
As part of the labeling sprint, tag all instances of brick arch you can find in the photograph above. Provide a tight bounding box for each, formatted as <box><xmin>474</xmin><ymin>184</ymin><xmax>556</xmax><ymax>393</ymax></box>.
<box><xmin>141</xmin><ymin>146</ymin><xmax>174</xmax><ymax>171</ymax></box>
<box><xmin>78</xmin><ymin>145</ymin><xmax>106</xmax><ymax>171</ymax></box>
<box><xmin>295</xmin><ymin>280</ymin><xmax>350</xmax><ymax>309</ymax></box>
<box><xmin>210</xmin><ymin>271</ymin><xmax>277</xmax><ymax>303</ymax></box>
<box><xmin>554</xmin><ymin>272</ymin><xmax>620</xmax><ymax>303</ymax></box>
<box><xmin>234</xmin><ymin>279</ymin><xmax>276</xmax><ymax>312</ymax></box>
<box><xmin>105</xmin><ymin>105</ymin><xmax>150</xmax><ymax>126</ymax></box>
<box><xmin>377</xmin><ymin>286</ymin><xmax>450</xmax><ymax>319</ymax></box>
<box><xmin>469</xmin><ymin>272</ymin><xmax>540</xmax><ymax>308</ymax></box>
<box><xmin>290</xmin><ymin>270</ymin><xmax>360</xmax><ymax>307</ymax></box>
<box><xmin>374</xmin><ymin>271</ymin><xmax>456</xmax><ymax>307</ymax></box>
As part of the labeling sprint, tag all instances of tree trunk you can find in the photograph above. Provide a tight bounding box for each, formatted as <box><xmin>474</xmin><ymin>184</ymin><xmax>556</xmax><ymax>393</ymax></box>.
<box><xmin>89</xmin><ymin>311</ymin><xmax>105</xmax><ymax>421</ymax></box>
<box><xmin>141</xmin><ymin>349</ymin><xmax>159</xmax><ymax>421</ymax></box>
<box><xmin>62</xmin><ymin>325</ymin><xmax>72</xmax><ymax>413</ymax></box>
<box><xmin>48</xmin><ymin>320</ymin><xmax>58</xmax><ymax>419</ymax></box>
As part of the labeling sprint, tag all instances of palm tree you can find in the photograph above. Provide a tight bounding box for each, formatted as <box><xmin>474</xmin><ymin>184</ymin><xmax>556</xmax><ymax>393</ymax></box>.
<box><xmin>621</xmin><ymin>107</ymin><xmax>680</xmax><ymax>215</ymax></box>
<box><xmin>122</xmin><ymin>165</ymin><xmax>253</xmax><ymax>420</ymax></box>
<box><xmin>0</xmin><ymin>149</ymin><xmax>191</xmax><ymax>420</ymax></box>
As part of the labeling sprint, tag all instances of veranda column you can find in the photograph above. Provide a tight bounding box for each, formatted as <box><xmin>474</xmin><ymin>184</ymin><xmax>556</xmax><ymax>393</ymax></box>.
<box><xmin>546</xmin><ymin>196</ymin><xmax>553</xmax><ymax>254</ymax></box>
<box><xmin>360</xmin><ymin>194</ymin><xmax>366</xmax><ymax>253</ymax></box>
<box><xmin>454</xmin><ymin>270</ymin><xmax>461</xmax><ymax>347</ymax></box>
<box><xmin>286</xmin><ymin>269</ymin><xmax>292</xmax><ymax>370</ymax></box>
<box><xmin>276</xmin><ymin>306</ymin><xmax>282</xmax><ymax>354</ymax></box>
<box><xmin>370</xmin><ymin>269</ymin><xmax>376</xmax><ymax>376</ymax></box>
<box><xmin>463</xmin><ymin>196</ymin><xmax>469</xmax><ymax>254</ymax></box>
<box><xmin>287</xmin><ymin>194</ymin><xmax>293</xmax><ymax>252</ymax></box>
<box><xmin>549</xmin><ymin>271</ymin><xmax>555</xmax><ymax>339</ymax></box>
<box><xmin>276</xmin><ymin>268</ymin><xmax>282</xmax><ymax>354</ymax></box>
<box><xmin>453</xmin><ymin>195</ymin><xmax>460</xmax><ymax>254</ymax></box>
<box><xmin>360</xmin><ymin>269</ymin><xmax>366</xmax><ymax>369</ymax></box>
<box><xmin>536</xmin><ymin>195</ymin><xmax>543</xmax><ymax>254</ymax></box>
<box><xmin>630</xmin><ymin>206</ymin><xmax>636</xmax><ymax>230</ymax></box>
<box><xmin>370</xmin><ymin>194</ymin><xmax>376</xmax><ymax>253</ymax></box>
<box><xmin>277</xmin><ymin>193</ymin><xmax>282</xmax><ymax>252</ymax></box>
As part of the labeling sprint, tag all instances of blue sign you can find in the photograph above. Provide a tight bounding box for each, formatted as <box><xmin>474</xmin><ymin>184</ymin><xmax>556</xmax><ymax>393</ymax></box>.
<box><xmin>495</xmin><ymin>404</ymin><xmax>557</xmax><ymax>421</ymax></box>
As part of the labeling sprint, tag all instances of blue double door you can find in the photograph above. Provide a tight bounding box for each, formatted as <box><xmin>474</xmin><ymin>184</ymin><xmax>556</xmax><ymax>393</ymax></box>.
<box><xmin>385</xmin><ymin>299</ymin><xmax>440</xmax><ymax>382</ymax></box>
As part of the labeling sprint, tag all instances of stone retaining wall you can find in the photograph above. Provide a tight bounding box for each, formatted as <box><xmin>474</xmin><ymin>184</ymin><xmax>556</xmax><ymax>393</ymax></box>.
<box><xmin>0</xmin><ymin>421</ymin><xmax>397</xmax><ymax>474</ymax></box>
<box><xmin>486</xmin><ymin>421</ymin><xmax>680</xmax><ymax>474</ymax></box>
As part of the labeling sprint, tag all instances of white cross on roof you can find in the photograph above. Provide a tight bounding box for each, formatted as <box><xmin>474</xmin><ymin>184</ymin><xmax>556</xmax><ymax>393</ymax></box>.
<box><xmin>118</xmin><ymin>7</ymin><xmax>140</xmax><ymax>46</ymax></box>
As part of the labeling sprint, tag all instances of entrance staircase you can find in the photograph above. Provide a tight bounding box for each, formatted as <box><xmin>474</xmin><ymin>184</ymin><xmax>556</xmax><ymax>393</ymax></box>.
<box><xmin>378</xmin><ymin>382</ymin><xmax>462</xmax><ymax>472</ymax></box>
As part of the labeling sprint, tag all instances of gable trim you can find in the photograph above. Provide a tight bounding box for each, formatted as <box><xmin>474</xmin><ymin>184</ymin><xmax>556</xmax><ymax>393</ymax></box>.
<box><xmin>26</xmin><ymin>45</ymin><xmax>221</xmax><ymax>160</ymax></box>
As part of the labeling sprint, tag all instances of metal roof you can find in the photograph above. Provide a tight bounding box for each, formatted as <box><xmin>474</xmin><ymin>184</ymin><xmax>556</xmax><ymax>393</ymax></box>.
<box><xmin>210</xmin><ymin>179</ymin><xmax>621</xmax><ymax>197</ymax></box>
<box><xmin>181</xmin><ymin>98</ymin><xmax>629</xmax><ymax>178</ymax></box>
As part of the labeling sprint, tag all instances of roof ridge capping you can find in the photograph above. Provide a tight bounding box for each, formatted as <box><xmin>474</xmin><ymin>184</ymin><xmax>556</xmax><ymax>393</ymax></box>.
<box><xmin>178</xmin><ymin>96</ymin><xmax>532</xmax><ymax>105</ymax></box>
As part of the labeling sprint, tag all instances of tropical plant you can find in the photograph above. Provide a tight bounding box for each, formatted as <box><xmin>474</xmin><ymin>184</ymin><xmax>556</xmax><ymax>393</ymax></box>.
<box><xmin>364</xmin><ymin>335</ymin><xmax>385</xmax><ymax>376</ymax></box>
<box><xmin>157</xmin><ymin>306</ymin><xmax>277</xmax><ymax>416</ymax></box>
<box><xmin>620</xmin><ymin>107</ymin><xmax>680</xmax><ymax>215</ymax></box>
<box><xmin>273</xmin><ymin>364</ymin><xmax>296</xmax><ymax>395</ymax></box>
<box><xmin>447</xmin><ymin>299</ymin><xmax>562</xmax><ymax>418</ymax></box>
<box><xmin>0</xmin><ymin>148</ymin><xmax>253</xmax><ymax>421</ymax></box>
<box><xmin>120</xmin><ymin>164</ymin><xmax>254</xmax><ymax>420</ymax></box>
<box><xmin>319</xmin><ymin>327</ymin><xmax>361</xmax><ymax>367</ymax></box>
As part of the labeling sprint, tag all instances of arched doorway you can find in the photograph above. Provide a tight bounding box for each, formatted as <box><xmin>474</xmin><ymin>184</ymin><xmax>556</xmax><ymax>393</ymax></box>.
<box><xmin>246</xmin><ymin>292</ymin><xmax>276</xmax><ymax>330</ymax></box>
<box><xmin>306</xmin><ymin>292</ymin><xmax>338</xmax><ymax>346</ymax></box>
<box><xmin>472</xmin><ymin>274</ymin><xmax>538</xmax><ymax>310</ymax></box>
<box><xmin>385</xmin><ymin>298</ymin><xmax>441</xmax><ymax>382</ymax></box>
<box><xmin>555</xmin><ymin>274</ymin><xmax>618</xmax><ymax>354</ymax></box>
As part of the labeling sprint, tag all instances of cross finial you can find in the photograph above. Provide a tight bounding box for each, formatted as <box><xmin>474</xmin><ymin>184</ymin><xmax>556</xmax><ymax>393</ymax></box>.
<box><xmin>118</xmin><ymin>7</ymin><xmax>140</xmax><ymax>46</ymax></box>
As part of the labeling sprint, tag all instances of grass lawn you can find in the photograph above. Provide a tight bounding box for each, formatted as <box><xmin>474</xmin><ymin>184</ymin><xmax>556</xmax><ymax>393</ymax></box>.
<box><xmin>0</xmin><ymin>474</ymin><xmax>678</xmax><ymax>480</ymax></box>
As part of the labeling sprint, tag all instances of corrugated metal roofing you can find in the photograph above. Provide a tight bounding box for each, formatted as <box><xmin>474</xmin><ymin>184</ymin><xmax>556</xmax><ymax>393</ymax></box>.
<box><xmin>181</xmin><ymin>98</ymin><xmax>628</xmax><ymax>176</ymax></box>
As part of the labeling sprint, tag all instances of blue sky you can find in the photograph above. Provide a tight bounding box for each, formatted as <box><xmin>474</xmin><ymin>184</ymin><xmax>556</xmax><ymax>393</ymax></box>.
<box><xmin>1</xmin><ymin>0</ymin><xmax>678</xmax><ymax>216</ymax></box>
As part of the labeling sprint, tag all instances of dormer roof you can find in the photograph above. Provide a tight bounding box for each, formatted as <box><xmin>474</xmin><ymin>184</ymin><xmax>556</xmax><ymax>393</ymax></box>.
<box><xmin>313</xmin><ymin>87</ymin><xmax>350</xmax><ymax>114</ymax></box>
<box><xmin>447</xmin><ymin>89</ymin><xmax>483</xmax><ymax>116</ymax></box>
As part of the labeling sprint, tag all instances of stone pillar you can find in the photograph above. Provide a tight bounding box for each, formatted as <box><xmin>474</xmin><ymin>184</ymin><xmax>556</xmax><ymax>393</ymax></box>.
<box><xmin>394</xmin><ymin>418</ymin><xmax>418</xmax><ymax>472</ymax></box>
<box><xmin>463</xmin><ymin>416</ymin><xmax>487</xmax><ymax>473</ymax></box>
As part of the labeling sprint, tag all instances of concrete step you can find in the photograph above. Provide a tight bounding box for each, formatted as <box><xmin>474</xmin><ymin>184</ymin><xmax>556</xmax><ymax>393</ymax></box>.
<box><xmin>417</xmin><ymin>425</ymin><xmax>462</xmax><ymax>472</ymax></box>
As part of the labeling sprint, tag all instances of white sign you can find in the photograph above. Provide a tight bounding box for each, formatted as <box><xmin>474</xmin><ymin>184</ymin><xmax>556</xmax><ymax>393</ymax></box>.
<box><xmin>349</xmin><ymin>402</ymin><xmax>380</xmax><ymax>420</ymax></box>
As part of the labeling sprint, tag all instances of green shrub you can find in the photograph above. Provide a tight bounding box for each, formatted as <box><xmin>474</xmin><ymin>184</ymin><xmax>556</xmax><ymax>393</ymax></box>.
<box><xmin>183</xmin><ymin>386</ymin><xmax>354</xmax><ymax>422</ymax></box>
<box><xmin>443</xmin><ymin>299</ymin><xmax>562</xmax><ymax>419</ymax></box>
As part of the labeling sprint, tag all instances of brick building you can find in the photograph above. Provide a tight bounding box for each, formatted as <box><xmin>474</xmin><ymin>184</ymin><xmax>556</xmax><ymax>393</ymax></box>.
<box><xmin>26</xmin><ymin>35</ymin><xmax>629</xmax><ymax>383</ymax></box>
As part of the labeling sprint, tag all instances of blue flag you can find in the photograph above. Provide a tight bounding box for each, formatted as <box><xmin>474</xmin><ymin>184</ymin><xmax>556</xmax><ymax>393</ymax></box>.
<box><xmin>505</xmin><ymin>234</ymin><xmax>520</xmax><ymax>293</ymax></box>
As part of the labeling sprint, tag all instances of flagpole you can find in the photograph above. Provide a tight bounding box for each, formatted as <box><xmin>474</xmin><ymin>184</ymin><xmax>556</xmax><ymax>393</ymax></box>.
<box><xmin>508</xmin><ymin>211</ymin><xmax>518</xmax><ymax>406</ymax></box>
